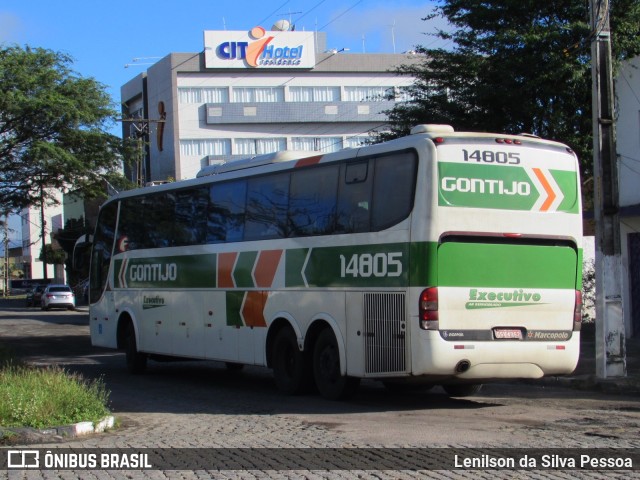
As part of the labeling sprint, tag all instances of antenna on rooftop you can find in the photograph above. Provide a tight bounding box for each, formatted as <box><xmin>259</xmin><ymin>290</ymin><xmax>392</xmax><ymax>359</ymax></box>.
<box><xmin>276</xmin><ymin>10</ymin><xmax>301</xmax><ymax>30</ymax></box>
<box><xmin>272</xmin><ymin>19</ymin><xmax>291</xmax><ymax>31</ymax></box>
<box><xmin>390</xmin><ymin>20</ymin><xmax>397</xmax><ymax>53</ymax></box>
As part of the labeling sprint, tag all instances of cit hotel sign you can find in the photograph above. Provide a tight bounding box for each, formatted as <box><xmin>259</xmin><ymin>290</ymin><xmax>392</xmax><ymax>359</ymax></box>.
<box><xmin>204</xmin><ymin>27</ymin><xmax>316</xmax><ymax>69</ymax></box>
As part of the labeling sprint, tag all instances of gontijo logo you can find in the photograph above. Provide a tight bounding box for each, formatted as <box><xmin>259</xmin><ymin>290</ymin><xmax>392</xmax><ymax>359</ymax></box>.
<box><xmin>117</xmin><ymin>258</ymin><xmax>178</xmax><ymax>288</ymax></box>
<box><xmin>204</xmin><ymin>27</ymin><xmax>316</xmax><ymax>69</ymax></box>
<box><xmin>438</xmin><ymin>162</ymin><xmax>575</xmax><ymax>212</ymax></box>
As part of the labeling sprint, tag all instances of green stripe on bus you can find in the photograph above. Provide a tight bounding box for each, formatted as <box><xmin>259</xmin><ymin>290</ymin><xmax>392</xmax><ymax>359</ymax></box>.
<box><xmin>576</xmin><ymin>248</ymin><xmax>583</xmax><ymax>290</ymax></box>
<box><xmin>115</xmin><ymin>254</ymin><xmax>217</xmax><ymax>288</ymax></box>
<box><xmin>226</xmin><ymin>291</ymin><xmax>244</xmax><ymax>327</ymax></box>
<box><xmin>437</xmin><ymin>242</ymin><xmax>577</xmax><ymax>289</ymax></box>
<box><xmin>234</xmin><ymin>251</ymin><xmax>258</xmax><ymax>288</ymax></box>
<box><xmin>300</xmin><ymin>243</ymin><xmax>410</xmax><ymax>288</ymax></box>
<box><xmin>409</xmin><ymin>242</ymin><xmax>438</xmax><ymax>287</ymax></box>
<box><xmin>285</xmin><ymin>248</ymin><xmax>309</xmax><ymax>287</ymax></box>
<box><xmin>551</xmin><ymin>169</ymin><xmax>580</xmax><ymax>214</ymax></box>
<box><xmin>112</xmin><ymin>241</ymin><xmax>580</xmax><ymax>291</ymax></box>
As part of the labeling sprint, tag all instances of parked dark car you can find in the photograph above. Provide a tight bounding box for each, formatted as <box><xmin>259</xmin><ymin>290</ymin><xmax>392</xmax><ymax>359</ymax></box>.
<box><xmin>25</xmin><ymin>285</ymin><xmax>45</xmax><ymax>307</ymax></box>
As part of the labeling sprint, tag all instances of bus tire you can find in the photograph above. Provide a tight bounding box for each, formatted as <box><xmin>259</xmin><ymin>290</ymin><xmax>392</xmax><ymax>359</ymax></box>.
<box><xmin>125</xmin><ymin>322</ymin><xmax>147</xmax><ymax>374</ymax></box>
<box><xmin>225</xmin><ymin>362</ymin><xmax>244</xmax><ymax>372</ymax></box>
<box><xmin>442</xmin><ymin>383</ymin><xmax>482</xmax><ymax>397</ymax></box>
<box><xmin>382</xmin><ymin>381</ymin><xmax>434</xmax><ymax>393</ymax></box>
<box><xmin>313</xmin><ymin>328</ymin><xmax>359</xmax><ymax>400</ymax></box>
<box><xmin>272</xmin><ymin>327</ymin><xmax>307</xmax><ymax>395</ymax></box>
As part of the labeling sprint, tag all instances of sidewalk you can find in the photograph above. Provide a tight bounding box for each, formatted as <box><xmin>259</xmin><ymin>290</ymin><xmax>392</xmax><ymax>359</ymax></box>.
<box><xmin>536</xmin><ymin>323</ymin><xmax>640</xmax><ymax>396</ymax></box>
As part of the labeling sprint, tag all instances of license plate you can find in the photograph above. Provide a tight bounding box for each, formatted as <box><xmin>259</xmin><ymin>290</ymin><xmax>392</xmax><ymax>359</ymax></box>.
<box><xmin>494</xmin><ymin>328</ymin><xmax>523</xmax><ymax>340</ymax></box>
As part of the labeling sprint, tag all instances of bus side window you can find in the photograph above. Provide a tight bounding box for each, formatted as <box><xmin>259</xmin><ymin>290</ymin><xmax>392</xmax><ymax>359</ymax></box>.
<box><xmin>371</xmin><ymin>151</ymin><xmax>418</xmax><ymax>230</ymax></box>
<box><xmin>337</xmin><ymin>161</ymin><xmax>372</xmax><ymax>233</ymax></box>
<box><xmin>119</xmin><ymin>198</ymin><xmax>145</xmax><ymax>250</ymax></box>
<box><xmin>245</xmin><ymin>173</ymin><xmax>290</xmax><ymax>240</ymax></box>
<box><xmin>174</xmin><ymin>187</ymin><xmax>208</xmax><ymax>246</ymax></box>
<box><xmin>289</xmin><ymin>165</ymin><xmax>339</xmax><ymax>236</ymax></box>
<box><xmin>89</xmin><ymin>202</ymin><xmax>118</xmax><ymax>304</ymax></box>
<box><xmin>208</xmin><ymin>180</ymin><xmax>247</xmax><ymax>243</ymax></box>
<box><xmin>148</xmin><ymin>193</ymin><xmax>177</xmax><ymax>248</ymax></box>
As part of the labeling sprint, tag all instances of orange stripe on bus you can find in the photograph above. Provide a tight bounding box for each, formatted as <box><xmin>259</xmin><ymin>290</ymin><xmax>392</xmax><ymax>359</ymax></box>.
<box><xmin>532</xmin><ymin>167</ymin><xmax>556</xmax><ymax>212</ymax></box>
<box><xmin>295</xmin><ymin>155</ymin><xmax>322</xmax><ymax>168</ymax></box>
<box><xmin>242</xmin><ymin>291</ymin><xmax>267</xmax><ymax>327</ymax></box>
<box><xmin>254</xmin><ymin>250</ymin><xmax>283</xmax><ymax>288</ymax></box>
<box><xmin>218</xmin><ymin>252</ymin><xmax>238</xmax><ymax>288</ymax></box>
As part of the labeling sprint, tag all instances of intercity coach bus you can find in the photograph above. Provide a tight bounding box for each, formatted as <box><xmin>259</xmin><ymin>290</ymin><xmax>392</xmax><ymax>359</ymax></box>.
<box><xmin>89</xmin><ymin>124</ymin><xmax>583</xmax><ymax>399</ymax></box>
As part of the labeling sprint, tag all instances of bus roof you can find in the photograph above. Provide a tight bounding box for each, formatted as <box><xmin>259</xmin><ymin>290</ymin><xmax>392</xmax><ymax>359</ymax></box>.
<box><xmin>409</xmin><ymin>124</ymin><xmax>574</xmax><ymax>152</ymax></box>
<box><xmin>104</xmin><ymin>124</ymin><xmax>575</xmax><ymax>205</ymax></box>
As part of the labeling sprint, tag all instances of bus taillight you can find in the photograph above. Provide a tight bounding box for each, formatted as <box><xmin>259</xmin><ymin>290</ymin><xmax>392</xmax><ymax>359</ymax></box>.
<box><xmin>419</xmin><ymin>287</ymin><xmax>439</xmax><ymax>330</ymax></box>
<box><xmin>573</xmin><ymin>290</ymin><xmax>582</xmax><ymax>331</ymax></box>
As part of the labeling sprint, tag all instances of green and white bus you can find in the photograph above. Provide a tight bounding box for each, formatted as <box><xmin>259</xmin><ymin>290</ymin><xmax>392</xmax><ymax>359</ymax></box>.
<box><xmin>89</xmin><ymin>124</ymin><xmax>583</xmax><ymax>399</ymax></box>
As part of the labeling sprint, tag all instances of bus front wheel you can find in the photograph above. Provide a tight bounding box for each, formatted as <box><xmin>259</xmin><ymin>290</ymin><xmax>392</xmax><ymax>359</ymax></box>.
<box><xmin>313</xmin><ymin>328</ymin><xmax>359</xmax><ymax>400</ymax></box>
<box><xmin>272</xmin><ymin>327</ymin><xmax>307</xmax><ymax>395</ymax></box>
<box><xmin>125</xmin><ymin>322</ymin><xmax>147</xmax><ymax>374</ymax></box>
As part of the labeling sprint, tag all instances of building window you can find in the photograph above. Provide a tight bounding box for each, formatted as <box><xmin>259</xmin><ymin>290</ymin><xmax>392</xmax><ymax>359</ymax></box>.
<box><xmin>180</xmin><ymin>139</ymin><xmax>231</xmax><ymax>156</ymax></box>
<box><xmin>393</xmin><ymin>86</ymin><xmax>414</xmax><ymax>103</ymax></box>
<box><xmin>289</xmin><ymin>86</ymin><xmax>340</xmax><ymax>102</ymax></box>
<box><xmin>234</xmin><ymin>138</ymin><xmax>286</xmax><ymax>156</ymax></box>
<box><xmin>291</xmin><ymin>137</ymin><xmax>343</xmax><ymax>152</ymax></box>
<box><xmin>179</xmin><ymin>87</ymin><xmax>228</xmax><ymax>103</ymax></box>
<box><xmin>343</xmin><ymin>86</ymin><xmax>393</xmax><ymax>102</ymax></box>
<box><xmin>344</xmin><ymin>136</ymin><xmax>370</xmax><ymax>149</ymax></box>
<box><xmin>232</xmin><ymin>87</ymin><xmax>284</xmax><ymax>103</ymax></box>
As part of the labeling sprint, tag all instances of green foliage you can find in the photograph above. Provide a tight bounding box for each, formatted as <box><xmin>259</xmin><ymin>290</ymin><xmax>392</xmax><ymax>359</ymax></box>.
<box><xmin>38</xmin><ymin>244</ymin><xmax>66</xmax><ymax>265</ymax></box>
<box><xmin>382</xmin><ymin>0</ymin><xmax>640</xmax><ymax>184</ymax></box>
<box><xmin>582</xmin><ymin>257</ymin><xmax>596</xmax><ymax>322</ymax></box>
<box><xmin>0</xmin><ymin>45</ymin><xmax>130</xmax><ymax>212</ymax></box>
<box><xmin>0</xmin><ymin>363</ymin><xmax>110</xmax><ymax>428</ymax></box>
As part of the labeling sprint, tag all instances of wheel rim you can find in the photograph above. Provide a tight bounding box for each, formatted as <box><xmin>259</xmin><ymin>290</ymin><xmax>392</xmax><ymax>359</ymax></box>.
<box><xmin>318</xmin><ymin>342</ymin><xmax>339</xmax><ymax>385</ymax></box>
<box><xmin>282</xmin><ymin>343</ymin><xmax>295</xmax><ymax>378</ymax></box>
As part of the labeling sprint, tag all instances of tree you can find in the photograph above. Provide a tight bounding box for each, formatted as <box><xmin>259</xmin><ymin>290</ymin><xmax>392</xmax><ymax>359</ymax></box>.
<box><xmin>0</xmin><ymin>46</ymin><xmax>128</xmax><ymax>212</ymax></box>
<box><xmin>582</xmin><ymin>257</ymin><xmax>596</xmax><ymax>322</ymax></box>
<box><xmin>39</xmin><ymin>244</ymin><xmax>66</xmax><ymax>266</ymax></box>
<box><xmin>381</xmin><ymin>0</ymin><xmax>640</xmax><ymax>186</ymax></box>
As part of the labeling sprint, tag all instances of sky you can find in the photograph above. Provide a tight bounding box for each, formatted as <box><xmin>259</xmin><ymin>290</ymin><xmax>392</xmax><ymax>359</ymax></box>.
<box><xmin>1</xmin><ymin>0</ymin><xmax>447</xmax><ymax>110</ymax></box>
<box><xmin>1</xmin><ymin>0</ymin><xmax>447</xmax><ymax>248</ymax></box>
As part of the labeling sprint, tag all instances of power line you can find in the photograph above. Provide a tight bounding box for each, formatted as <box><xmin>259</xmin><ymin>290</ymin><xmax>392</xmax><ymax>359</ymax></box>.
<box><xmin>619</xmin><ymin>68</ymin><xmax>640</xmax><ymax>107</ymax></box>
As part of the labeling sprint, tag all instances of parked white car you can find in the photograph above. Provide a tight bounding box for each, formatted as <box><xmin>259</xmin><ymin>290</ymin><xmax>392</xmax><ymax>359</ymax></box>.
<box><xmin>41</xmin><ymin>284</ymin><xmax>76</xmax><ymax>311</ymax></box>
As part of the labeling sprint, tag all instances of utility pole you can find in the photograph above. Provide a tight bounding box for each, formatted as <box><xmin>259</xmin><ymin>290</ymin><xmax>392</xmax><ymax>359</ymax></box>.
<box><xmin>3</xmin><ymin>214</ymin><xmax>8</xmax><ymax>298</ymax></box>
<box><xmin>590</xmin><ymin>0</ymin><xmax>626</xmax><ymax>377</ymax></box>
<box><xmin>40</xmin><ymin>185</ymin><xmax>48</xmax><ymax>281</ymax></box>
<box><xmin>119</xmin><ymin>117</ymin><xmax>165</xmax><ymax>187</ymax></box>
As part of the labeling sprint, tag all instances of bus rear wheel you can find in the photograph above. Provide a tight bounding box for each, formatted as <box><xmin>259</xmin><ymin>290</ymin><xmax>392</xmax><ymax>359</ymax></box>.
<box><xmin>313</xmin><ymin>328</ymin><xmax>359</xmax><ymax>400</ymax></box>
<box><xmin>272</xmin><ymin>327</ymin><xmax>308</xmax><ymax>395</ymax></box>
<box><xmin>442</xmin><ymin>383</ymin><xmax>482</xmax><ymax>397</ymax></box>
<box><xmin>125</xmin><ymin>322</ymin><xmax>147</xmax><ymax>374</ymax></box>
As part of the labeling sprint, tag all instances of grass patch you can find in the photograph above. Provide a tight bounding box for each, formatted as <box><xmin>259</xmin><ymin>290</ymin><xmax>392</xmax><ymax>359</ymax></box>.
<box><xmin>0</xmin><ymin>346</ymin><xmax>111</xmax><ymax>429</ymax></box>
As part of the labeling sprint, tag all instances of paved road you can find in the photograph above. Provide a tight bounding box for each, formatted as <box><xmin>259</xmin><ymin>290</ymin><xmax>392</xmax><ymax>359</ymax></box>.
<box><xmin>1</xmin><ymin>301</ymin><xmax>640</xmax><ymax>478</ymax></box>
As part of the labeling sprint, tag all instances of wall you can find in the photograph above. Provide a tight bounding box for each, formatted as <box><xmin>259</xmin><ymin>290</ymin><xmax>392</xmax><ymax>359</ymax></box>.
<box><xmin>617</xmin><ymin>56</ymin><xmax>640</xmax><ymax>207</ymax></box>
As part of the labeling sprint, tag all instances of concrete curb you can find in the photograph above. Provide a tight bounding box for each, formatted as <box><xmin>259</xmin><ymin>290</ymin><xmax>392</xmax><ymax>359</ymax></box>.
<box><xmin>1</xmin><ymin>416</ymin><xmax>115</xmax><ymax>445</ymax></box>
<box><xmin>42</xmin><ymin>415</ymin><xmax>115</xmax><ymax>437</ymax></box>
